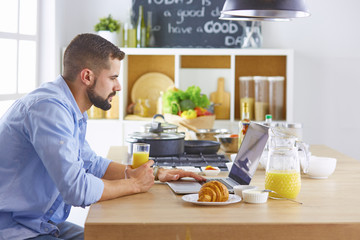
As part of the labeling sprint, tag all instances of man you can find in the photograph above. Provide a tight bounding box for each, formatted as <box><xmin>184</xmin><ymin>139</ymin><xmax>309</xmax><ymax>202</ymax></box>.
<box><xmin>0</xmin><ymin>33</ymin><xmax>204</xmax><ymax>240</ymax></box>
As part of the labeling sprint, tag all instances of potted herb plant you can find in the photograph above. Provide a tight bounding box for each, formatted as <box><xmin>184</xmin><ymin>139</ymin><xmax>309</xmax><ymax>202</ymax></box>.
<box><xmin>94</xmin><ymin>14</ymin><xmax>121</xmax><ymax>45</ymax></box>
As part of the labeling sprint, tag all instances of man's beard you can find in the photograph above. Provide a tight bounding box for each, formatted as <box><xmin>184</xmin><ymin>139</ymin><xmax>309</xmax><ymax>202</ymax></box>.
<box><xmin>87</xmin><ymin>78</ymin><xmax>116</xmax><ymax>111</ymax></box>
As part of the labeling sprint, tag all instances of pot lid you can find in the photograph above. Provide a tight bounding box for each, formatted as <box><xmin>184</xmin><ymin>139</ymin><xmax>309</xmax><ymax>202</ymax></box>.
<box><xmin>145</xmin><ymin>114</ymin><xmax>178</xmax><ymax>133</ymax></box>
<box><xmin>145</xmin><ymin>122</ymin><xmax>178</xmax><ymax>132</ymax></box>
<box><xmin>128</xmin><ymin>132</ymin><xmax>184</xmax><ymax>140</ymax></box>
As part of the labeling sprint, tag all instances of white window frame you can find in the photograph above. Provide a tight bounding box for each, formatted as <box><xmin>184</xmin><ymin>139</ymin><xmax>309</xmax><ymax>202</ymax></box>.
<box><xmin>0</xmin><ymin>0</ymin><xmax>39</xmax><ymax>101</ymax></box>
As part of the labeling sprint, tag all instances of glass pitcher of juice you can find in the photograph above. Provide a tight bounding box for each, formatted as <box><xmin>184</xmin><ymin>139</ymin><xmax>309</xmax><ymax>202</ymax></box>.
<box><xmin>265</xmin><ymin>127</ymin><xmax>309</xmax><ymax>199</ymax></box>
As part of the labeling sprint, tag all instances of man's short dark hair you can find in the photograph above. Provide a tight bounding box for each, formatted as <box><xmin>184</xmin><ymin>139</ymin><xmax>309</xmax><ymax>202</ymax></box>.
<box><xmin>62</xmin><ymin>33</ymin><xmax>125</xmax><ymax>81</ymax></box>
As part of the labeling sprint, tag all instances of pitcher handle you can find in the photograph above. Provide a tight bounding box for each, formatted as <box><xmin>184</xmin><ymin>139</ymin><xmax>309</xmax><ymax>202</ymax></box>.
<box><xmin>296</xmin><ymin>140</ymin><xmax>310</xmax><ymax>173</ymax></box>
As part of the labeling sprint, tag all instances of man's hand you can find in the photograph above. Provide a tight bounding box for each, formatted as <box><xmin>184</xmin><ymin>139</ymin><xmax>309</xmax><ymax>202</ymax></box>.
<box><xmin>100</xmin><ymin>160</ymin><xmax>155</xmax><ymax>202</ymax></box>
<box><xmin>157</xmin><ymin>168</ymin><xmax>206</xmax><ymax>182</ymax></box>
<box><xmin>125</xmin><ymin>160</ymin><xmax>155</xmax><ymax>193</ymax></box>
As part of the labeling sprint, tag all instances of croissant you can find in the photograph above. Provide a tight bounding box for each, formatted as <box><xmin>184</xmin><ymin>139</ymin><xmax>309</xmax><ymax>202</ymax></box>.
<box><xmin>198</xmin><ymin>180</ymin><xmax>229</xmax><ymax>202</ymax></box>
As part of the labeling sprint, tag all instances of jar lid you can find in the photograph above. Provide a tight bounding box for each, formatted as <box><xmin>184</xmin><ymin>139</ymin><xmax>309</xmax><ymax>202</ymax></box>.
<box><xmin>253</xmin><ymin>76</ymin><xmax>267</xmax><ymax>81</ymax></box>
<box><xmin>268</xmin><ymin>76</ymin><xmax>285</xmax><ymax>81</ymax></box>
<box><xmin>239</xmin><ymin>76</ymin><xmax>253</xmax><ymax>81</ymax></box>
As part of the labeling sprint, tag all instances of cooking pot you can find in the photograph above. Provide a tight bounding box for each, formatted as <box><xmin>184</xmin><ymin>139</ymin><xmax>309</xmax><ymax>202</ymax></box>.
<box><xmin>144</xmin><ymin>114</ymin><xmax>178</xmax><ymax>133</ymax></box>
<box><xmin>127</xmin><ymin>132</ymin><xmax>184</xmax><ymax>157</ymax></box>
<box><xmin>184</xmin><ymin>140</ymin><xmax>220</xmax><ymax>154</ymax></box>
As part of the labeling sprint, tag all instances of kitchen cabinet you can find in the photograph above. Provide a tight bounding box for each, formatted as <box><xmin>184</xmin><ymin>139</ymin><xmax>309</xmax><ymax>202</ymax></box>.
<box><xmin>87</xmin><ymin>48</ymin><xmax>293</xmax><ymax>147</ymax></box>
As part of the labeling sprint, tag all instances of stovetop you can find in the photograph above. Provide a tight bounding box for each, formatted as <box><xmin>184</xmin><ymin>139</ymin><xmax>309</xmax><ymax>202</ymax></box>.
<box><xmin>150</xmin><ymin>153</ymin><xmax>230</xmax><ymax>171</ymax></box>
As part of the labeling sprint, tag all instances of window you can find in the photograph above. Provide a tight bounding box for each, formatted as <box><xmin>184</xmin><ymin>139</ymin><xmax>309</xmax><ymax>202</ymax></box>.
<box><xmin>0</xmin><ymin>0</ymin><xmax>38</xmax><ymax>115</ymax></box>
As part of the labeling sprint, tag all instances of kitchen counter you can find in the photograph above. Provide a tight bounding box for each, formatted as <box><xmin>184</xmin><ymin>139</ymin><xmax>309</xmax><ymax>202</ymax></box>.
<box><xmin>84</xmin><ymin>145</ymin><xmax>360</xmax><ymax>240</ymax></box>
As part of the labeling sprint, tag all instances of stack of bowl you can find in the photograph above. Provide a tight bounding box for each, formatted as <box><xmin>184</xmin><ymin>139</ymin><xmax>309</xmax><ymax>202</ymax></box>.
<box><xmin>215</xmin><ymin>134</ymin><xmax>239</xmax><ymax>153</ymax></box>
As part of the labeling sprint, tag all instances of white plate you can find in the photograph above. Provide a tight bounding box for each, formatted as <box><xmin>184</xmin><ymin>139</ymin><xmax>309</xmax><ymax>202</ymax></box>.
<box><xmin>182</xmin><ymin>194</ymin><xmax>241</xmax><ymax>205</ymax></box>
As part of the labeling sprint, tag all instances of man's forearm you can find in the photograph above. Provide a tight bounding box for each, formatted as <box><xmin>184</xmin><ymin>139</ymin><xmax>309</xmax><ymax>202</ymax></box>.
<box><xmin>102</xmin><ymin>161</ymin><xmax>127</xmax><ymax>180</ymax></box>
<box><xmin>99</xmin><ymin>178</ymin><xmax>141</xmax><ymax>201</ymax></box>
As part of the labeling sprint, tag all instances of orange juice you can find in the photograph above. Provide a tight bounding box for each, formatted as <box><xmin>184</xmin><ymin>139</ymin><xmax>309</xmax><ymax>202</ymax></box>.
<box><xmin>132</xmin><ymin>152</ymin><xmax>149</xmax><ymax>168</ymax></box>
<box><xmin>265</xmin><ymin>170</ymin><xmax>301</xmax><ymax>199</ymax></box>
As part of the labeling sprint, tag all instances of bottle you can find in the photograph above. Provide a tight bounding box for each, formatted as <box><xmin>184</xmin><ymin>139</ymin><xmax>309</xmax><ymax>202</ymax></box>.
<box><xmin>265</xmin><ymin>114</ymin><xmax>272</xmax><ymax>126</ymax></box>
<box><xmin>105</xmin><ymin>92</ymin><xmax>119</xmax><ymax>119</ymax></box>
<box><xmin>238</xmin><ymin>102</ymin><xmax>251</xmax><ymax>148</ymax></box>
<box><xmin>136</xmin><ymin>5</ymin><xmax>146</xmax><ymax>48</ymax></box>
<box><xmin>123</xmin><ymin>9</ymin><xmax>136</xmax><ymax>48</ymax></box>
<box><xmin>134</xmin><ymin>98</ymin><xmax>149</xmax><ymax>117</ymax></box>
<box><xmin>156</xmin><ymin>91</ymin><xmax>163</xmax><ymax>114</ymax></box>
<box><xmin>146</xmin><ymin>11</ymin><xmax>155</xmax><ymax>47</ymax></box>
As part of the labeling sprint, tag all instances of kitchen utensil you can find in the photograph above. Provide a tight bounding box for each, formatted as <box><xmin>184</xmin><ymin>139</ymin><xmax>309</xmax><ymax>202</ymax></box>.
<box><xmin>127</xmin><ymin>132</ymin><xmax>185</xmax><ymax>157</ymax></box>
<box><xmin>131</xmin><ymin>72</ymin><xmax>174</xmax><ymax>116</ymax></box>
<box><xmin>144</xmin><ymin>114</ymin><xmax>178</xmax><ymax>133</ymax></box>
<box><xmin>179</xmin><ymin>122</ymin><xmax>199</xmax><ymax>133</ymax></box>
<box><xmin>195</xmin><ymin>128</ymin><xmax>230</xmax><ymax>141</ymax></box>
<box><xmin>262</xmin><ymin>190</ymin><xmax>303</xmax><ymax>204</ymax></box>
<box><xmin>210</xmin><ymin>77</ymin><xmax>230</xmax><ymax>119</ymax></box>
<box><xmin>184</xmin><ymin>140</ymin><xmax>220</xmax><ymax>154</ymax></box>
<box><xmin>214</xmin><ymin>134</ymin><xmax>239</xmax><ymax>153</ymax></box>
<box><xmin>164</xmin><ymin>113</ymin><xmax>216</xmax><ymax>130</ymax></box>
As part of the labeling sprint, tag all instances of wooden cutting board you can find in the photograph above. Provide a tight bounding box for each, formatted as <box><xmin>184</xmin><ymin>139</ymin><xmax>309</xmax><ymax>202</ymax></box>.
<box><xmin>210</xmin><ymin>77</ymin><xmax>230</xmax><ymax>119</ymax></box>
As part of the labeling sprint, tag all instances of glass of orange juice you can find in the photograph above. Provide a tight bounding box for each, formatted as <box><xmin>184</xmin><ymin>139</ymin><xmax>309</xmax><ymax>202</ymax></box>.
<box><xmin>131</xmin><ymin>143</ymin><xmax>150</xmax><ymax>168</ymax></box>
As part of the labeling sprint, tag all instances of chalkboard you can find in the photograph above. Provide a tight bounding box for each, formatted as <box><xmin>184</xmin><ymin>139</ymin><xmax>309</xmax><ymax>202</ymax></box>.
<box><xmin>131</xmin><ymin>0</ymin><xmax>250</xmax><ymax>48</ymax></box>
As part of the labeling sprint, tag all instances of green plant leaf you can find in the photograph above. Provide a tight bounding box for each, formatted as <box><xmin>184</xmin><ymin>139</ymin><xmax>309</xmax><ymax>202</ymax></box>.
<box><xmin>94</xmin><ymin>14</ymin><xmax>120</xmax><ymax>32</ymax></box>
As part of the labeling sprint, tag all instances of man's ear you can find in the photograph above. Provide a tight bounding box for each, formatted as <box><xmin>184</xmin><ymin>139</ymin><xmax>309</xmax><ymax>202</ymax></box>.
<box><xmin>80</xmin><ymin>68</ymin><xmax>93</xmax><ymax>86</ymax></box>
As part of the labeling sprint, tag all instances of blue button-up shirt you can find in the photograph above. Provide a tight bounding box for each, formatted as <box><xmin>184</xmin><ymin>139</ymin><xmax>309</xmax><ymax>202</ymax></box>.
<box><xmin>0</xmin><ymin>76</ymin><xmax>111</xmax><ymax>239</ymax></box>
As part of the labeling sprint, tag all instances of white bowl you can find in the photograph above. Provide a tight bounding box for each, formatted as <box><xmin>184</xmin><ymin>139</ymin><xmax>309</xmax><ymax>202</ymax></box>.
<box><xmin>306</xmin><ymin>156</ymin><xmax>337</xmax><ymax>179</ymax></box>
<box><xmin>233</xmin><ymin>185</ymin><xmax>258</xmax><ymax>198</ymax></box>
<box><xmin>242</xmin><ymin>189</ymin><xmax>269</xmax><ymax>203</ymax></box>
<box><xmin>226</xmin><ymin>162</ymin><xmax>233</xmax><ymax>171</ymax></box>
<box><xmin>201</xmin><ymin>167</ymin><xmax>221</xmax><ymax>176</ymax></box>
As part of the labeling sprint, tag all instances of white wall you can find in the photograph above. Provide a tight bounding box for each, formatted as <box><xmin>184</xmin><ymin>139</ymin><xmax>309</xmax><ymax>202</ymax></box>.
<box><xmin>262</xmin><ymin>0</ymin><xmax>360</xmax><ymax>159</ymax></box>
<box><xmin>55</xmin><ymin>0</ymin><xmax>360</xmax><ymax>160</ymax></box>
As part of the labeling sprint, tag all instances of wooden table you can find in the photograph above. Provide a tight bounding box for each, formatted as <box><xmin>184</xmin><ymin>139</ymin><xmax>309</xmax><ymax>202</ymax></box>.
<box><xmin>85</xmin><ymin>145</ymin><xmax>360</xmax><ymax>240</ymax></box>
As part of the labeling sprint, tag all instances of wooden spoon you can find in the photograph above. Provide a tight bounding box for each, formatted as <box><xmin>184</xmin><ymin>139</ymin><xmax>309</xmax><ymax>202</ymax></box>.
<box><xmin>179</xmin><ymin>122</ymin><xmax>199</xmax><ymax>133</ymax></box>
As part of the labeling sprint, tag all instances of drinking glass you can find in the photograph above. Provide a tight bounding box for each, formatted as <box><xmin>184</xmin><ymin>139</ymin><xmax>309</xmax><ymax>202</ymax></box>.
<box><xmin>131</xmin><ymin>143</ymin><xmax>150</xmax><ymax>168</ymax></box>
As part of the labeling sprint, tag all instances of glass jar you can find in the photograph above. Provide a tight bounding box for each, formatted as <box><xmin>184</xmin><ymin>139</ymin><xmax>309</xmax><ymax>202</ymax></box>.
<box><xmin>239</xmin><ymin>76</ymin><xmax>255</xmax><ymax>120</ymax></box>
<box><xmin>254</xmin><ymin>76</ymin><xmax>269</xmax><ymax>121</ymax></box>
<box><xmin>268</xmin><ymin>76</ymin><xmax>284</xmax><ymax>120</ymax></box>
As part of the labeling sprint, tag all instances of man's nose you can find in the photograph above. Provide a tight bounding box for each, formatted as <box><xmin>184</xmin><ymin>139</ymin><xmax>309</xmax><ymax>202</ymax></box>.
<box><xmin>115</xmin><ymin>79</ymin><xmax>121</xmax><ymax>91</ymax></box>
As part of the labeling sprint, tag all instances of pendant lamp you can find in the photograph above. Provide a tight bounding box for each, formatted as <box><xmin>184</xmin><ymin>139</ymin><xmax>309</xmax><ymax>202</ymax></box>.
<box><xmin>221</xmin><ymin>0</ymin><xmax>310</xmax><ymax>19</ymax></box>
<box><xmin>219</xmin><ymin>13</ymin><xmax>292</xmax><ymax>22</ymax></box>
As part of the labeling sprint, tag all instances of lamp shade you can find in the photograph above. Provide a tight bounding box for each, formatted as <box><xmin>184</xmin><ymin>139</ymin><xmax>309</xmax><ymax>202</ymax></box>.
<box><xmin>222</xmin><ymin>0</ymin><xmax>310</xmax><ymax>18</ymax></box>
<box><xmin>219</xmin><ymin>13</ymin><xmax>292</xmax><ymax>22</ymax></box>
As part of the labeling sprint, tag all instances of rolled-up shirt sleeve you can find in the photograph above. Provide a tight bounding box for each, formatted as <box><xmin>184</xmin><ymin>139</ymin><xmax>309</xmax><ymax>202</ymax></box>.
<box><xmin>81</xmin><ymin>140</ymin><xmax>112</xmax><ymax>178</ymax></box>
<box><xmin>24</xmin><ymin>99</ymin><xmax>104</xmax><ymax>207</ymax></box>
